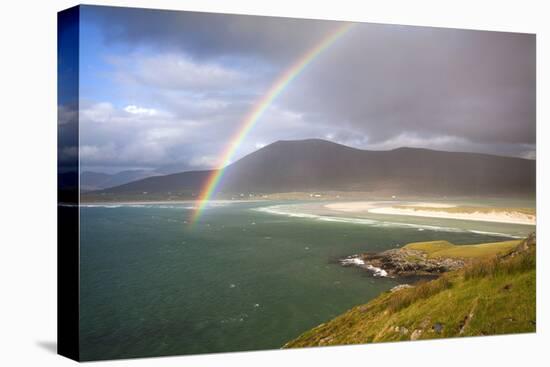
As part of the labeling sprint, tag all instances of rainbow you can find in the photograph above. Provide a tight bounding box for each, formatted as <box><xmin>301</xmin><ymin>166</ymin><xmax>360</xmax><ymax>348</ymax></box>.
<box><xmin>190</xmin><ymin>22</ymin><xmax>356</xmax><ymax>224</ymax></box>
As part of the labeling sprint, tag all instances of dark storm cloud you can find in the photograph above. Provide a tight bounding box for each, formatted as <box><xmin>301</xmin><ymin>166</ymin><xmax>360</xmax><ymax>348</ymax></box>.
<box><xmin>280</xmin><ymin>24</ymin><xmax>535</xmax><ymax>147</ymax></box>
<box><xmin>83</xmin><ymin>5</ymin><xmax>343</xmax><ymax>63</ymax></box>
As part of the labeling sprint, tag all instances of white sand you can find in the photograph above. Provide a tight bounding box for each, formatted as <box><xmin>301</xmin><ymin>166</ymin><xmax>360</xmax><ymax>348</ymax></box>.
<box><xmin>369</xmin><ymin>207</ymin><xmax>535</xmax><ymax>225</ymax></box>
<box><xmin>324</xmin><ymin>201</ymin><xmax>380</xmax><ymax>212</ymax></box>
<box><xmin>324</xmin><ymin>201</ymin><xmax>453</xmax><ymax>212</ymax></box>
<box><xmin>400</xmin><ymin>202</ymin><xmax>456</xmax><ymax>209</ymax></box>
<box><xmin>325</xmin><ymin>201</ymin><xmax>535</xmax><ymax>225</ymax></box>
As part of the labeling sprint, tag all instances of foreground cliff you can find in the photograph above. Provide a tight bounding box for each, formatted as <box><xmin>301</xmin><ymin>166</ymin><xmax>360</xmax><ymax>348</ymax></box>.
<box><xmin>284</xmin><ymin>235</ymin><xmax>536</xmax><ymax>347</ymax></box>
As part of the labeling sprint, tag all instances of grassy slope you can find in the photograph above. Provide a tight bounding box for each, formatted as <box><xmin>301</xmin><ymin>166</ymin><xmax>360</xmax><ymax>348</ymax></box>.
<box><xmin>403</xmin><ymin>240</ymin><xmax>520</xmax><ymax>259</ymax></box>
<box><xmin>284</xmin><ymin>241</ymin><xmax>535</xmax><ymax>348</ymax></box>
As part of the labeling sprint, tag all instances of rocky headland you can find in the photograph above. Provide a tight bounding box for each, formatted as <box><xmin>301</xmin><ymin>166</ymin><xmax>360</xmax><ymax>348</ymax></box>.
<box><xmin>341</xmin><ymin>247</ymin><xmax>465</xmax><ymax>277</ymax></box>
<box><xmin>340</xmin><ymin>234</ymin><xmax>535</xmax><ymax>278</ymax></box>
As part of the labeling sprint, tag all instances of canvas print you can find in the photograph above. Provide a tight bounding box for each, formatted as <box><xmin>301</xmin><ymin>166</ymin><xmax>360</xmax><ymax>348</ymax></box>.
<box><xmin>58</xmin><ymin>5</ymin><xmax>536</xmax><ymax>361</ymax></box>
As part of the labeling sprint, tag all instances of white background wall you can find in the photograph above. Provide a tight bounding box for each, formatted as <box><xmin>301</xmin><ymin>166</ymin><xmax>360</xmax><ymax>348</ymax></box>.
<box><xmin>0</xmin><ymin>0</ymin><xmax>547</xmax><ymax>366</ymax></box>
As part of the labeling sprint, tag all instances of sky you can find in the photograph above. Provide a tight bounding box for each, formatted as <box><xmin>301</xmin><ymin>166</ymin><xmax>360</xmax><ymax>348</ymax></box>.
<box><xmin>69</xmin><ymin>5</ymin><xmax>536</xmax><ymax>174</ymax></box>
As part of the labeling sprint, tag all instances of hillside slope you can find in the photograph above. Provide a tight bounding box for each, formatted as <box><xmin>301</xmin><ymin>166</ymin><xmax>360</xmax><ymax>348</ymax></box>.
<box><xmin>80</xmin><ymin>170</ymin><xmax>156</xmax><ymax>191</ymax></box>
<box><xmin>284</xmin><ymin>236</ymin><xmax>536</xmax><ymax>348</ymax></box>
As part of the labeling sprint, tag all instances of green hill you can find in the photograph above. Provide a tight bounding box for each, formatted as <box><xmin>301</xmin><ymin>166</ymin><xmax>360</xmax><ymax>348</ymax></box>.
<box><xmin>402</xmin><ymin>239</ymin><xmax>521</xmax><ymax>259</ymax></box>
<box><xmin>284</xmin><ymin>235</ymin><xmax>536</xmax><ymax>348</ymax></box>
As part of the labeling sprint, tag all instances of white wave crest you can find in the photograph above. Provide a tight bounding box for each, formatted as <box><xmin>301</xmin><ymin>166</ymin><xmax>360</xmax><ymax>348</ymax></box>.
<box><xmin>340</xmin><ymin>256</ymin><xmax>388</xmax><ymax>277</ymax></box>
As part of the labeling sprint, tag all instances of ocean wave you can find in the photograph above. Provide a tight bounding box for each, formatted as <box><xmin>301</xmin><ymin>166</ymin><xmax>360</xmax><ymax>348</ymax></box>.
<box><xmin>340</xmin><ymin>256</ymin><xmax>388</xmax><ymax>277</ymax></box>
<box><xmin>156</xmin><ymin>205</ymin><xmax>188</xmax><ymax>209</ymax></box>
<box><xmin>255</xmin><ymin>205</ymin><xmax>519</xmax><ymax>238</ymax></box>
<box><xmin>174</xmin><ymin>201</ymin><xmax>237</xmax><ymax>210</ymax></box>
<box><xmin>220</xmin><ymin>313</ymin><xmax>249</xmax><ymax>324</ymax></box>
<box><xmin>340</xmin><ymin>257</ymin><xmax>365</xmax><ymax>266</ymax></box>
<box><xmin>467</xmin><ymin>229</ymin><xmax>523</xmax><ymax>239</ymax></box>
<box><xmin>255</xmin><ymin>206</ymin><xmax>319</xmax><ymax>219</ymax></box>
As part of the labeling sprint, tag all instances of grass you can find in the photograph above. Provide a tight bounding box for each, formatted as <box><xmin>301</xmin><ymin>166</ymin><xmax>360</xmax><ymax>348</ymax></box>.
<box><xmin>464</xmin><ymin>246</ymin><xmax>536</xmax><ymax>280</ymax></box>
<box><xmin>386</xmin><ymin>276</ymin><xmax>453</xmax><ymax>313</ymax></box>
<box><xmin>403</xmin><ymin>240</ymin><xmax>520</xmax><ymax>259</ymax></box>
<box><xmin>394</xmin><ymin>206</ymin><xmax>536</xmax><ymax>216</ymax></box>
<box><xmin>402</xmin><ymin>240</ymin><xmax>454</xmax><ymax>254</ymax></box>
<box><xmin>284</xmin><ymin>238</ymin><xmax>535</xmax><ymax>348</ymax></box>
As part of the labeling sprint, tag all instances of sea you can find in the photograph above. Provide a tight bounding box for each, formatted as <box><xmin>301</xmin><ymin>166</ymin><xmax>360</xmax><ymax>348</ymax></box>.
<box><xmin>78</xmin><ymin>199</ymin><xmax>534</xmax><ymax>360</ymax></box>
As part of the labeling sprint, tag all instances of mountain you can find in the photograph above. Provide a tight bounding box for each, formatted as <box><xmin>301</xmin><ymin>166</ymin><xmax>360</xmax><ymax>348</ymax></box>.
<box><xmin>88</xmin><ymin>139</ymin><xmax>536</xmax><ymax>198</ymax></box>
<box><xmin>80</xmin><ymin>170</ymin><xmax>157</xmax><ymax>191</ymax></box>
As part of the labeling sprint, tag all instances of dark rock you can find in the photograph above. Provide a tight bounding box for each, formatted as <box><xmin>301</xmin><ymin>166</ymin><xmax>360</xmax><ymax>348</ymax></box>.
<box><xmin>432</xmin><ymin>322</ymin><xmax>444</xmax><ymax>334</ymax></box>
<box><xmin>357</xmin><ymin>248</ymin><xmax>465</xmax><ymax>277</ymax></box>
<box><xmin>502</xmin><ymin>284</ymin><xmax>512</xmax><ymax>291</ymax></box>
<box><xmin>410</xmin><ymin>329</ymin><xmax>422</xmax><ymax>340</ymax></box>
<box><xmin>503</xmin><ymin>232</ymin><xmax>536</xmax><ymax>259</ymax></box>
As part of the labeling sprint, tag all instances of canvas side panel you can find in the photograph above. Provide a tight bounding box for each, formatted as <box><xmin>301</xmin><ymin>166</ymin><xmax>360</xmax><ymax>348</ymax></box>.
<box><xmin>57</xmin><ymin>5</ymin><xmax>80</xmax><ymax>362</ymax></box>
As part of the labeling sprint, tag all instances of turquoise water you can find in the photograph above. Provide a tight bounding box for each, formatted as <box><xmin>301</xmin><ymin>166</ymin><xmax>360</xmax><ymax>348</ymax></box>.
<box><xmin>79</xmin><ymin>201</ymin><xmax>533</xmax><ymax>360</ymax></box>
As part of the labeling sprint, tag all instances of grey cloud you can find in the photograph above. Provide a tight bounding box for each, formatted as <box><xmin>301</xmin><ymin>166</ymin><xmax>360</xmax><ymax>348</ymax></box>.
<box><xmin>83</xmin><ymin>5</ymin><xmax>343</xmax><ymax>63</ymax></box>
<box><xmin>58</xmin><ymin>103</ymin><xmax>79</xmax><ymax>171</ymax></box>
<box><xmin>78</xmin><ymin>99</ymin><xmax>257</xmax><ymax>172</ymax></box>
<box><xmin>131</xmin><ymin>54</ymin><xmax>249</xmax><ymax>90</ymax></box>
<box><xmin>280</xmin><ymin>24</ymin><xmax>535</xmax><ymax>148</ymax></box>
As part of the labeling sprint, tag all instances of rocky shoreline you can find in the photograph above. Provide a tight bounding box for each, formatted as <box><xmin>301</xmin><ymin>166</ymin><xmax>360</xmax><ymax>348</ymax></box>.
<box><xmin>341</xmin><ymin>247</ymin><xmax>465</xmax><ymax>278</ymax></box>
<box><xmin>341</xmin><ymin>233</ymin><xmax>535</xmax><ymax>278</ymax></box>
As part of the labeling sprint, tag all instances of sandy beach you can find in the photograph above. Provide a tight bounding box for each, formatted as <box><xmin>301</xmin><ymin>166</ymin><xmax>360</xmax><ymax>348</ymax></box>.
<box><xmin>325</xmin><ymin>201</ymin><xmax>536</xmax><ymax>225</ymax></box>
<box><xmin>324</xmin><ymin>201</ymin><xmax>381</xmax><ymax>212</ymax></box>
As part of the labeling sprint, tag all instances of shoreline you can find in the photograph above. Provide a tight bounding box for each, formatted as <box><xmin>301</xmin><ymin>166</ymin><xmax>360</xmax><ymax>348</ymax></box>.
<box><xmin>75</xmin><ymin>198</ymin><xmax>536</xmax><ymax>226</ymax></box>
<box><xmin>324</xmin><ymin>201</ymin><xmax>535</xmax><ymax>226</ymax></box>
<box><xmin>339</xmin><ymin>234</ymin><xmax>532</xmax><ymax>278</ymax></box>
